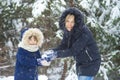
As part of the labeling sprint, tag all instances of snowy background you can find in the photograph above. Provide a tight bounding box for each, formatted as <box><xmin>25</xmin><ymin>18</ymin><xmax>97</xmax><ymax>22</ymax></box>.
<box><xmin>0</xmin><ymin>0</ymin><xmax>120</xmax><ymax>80</ymax></box>
<box><xmin>0</xmin><ymin>75</ymin><xmax>48</xmax><ymax>80</ymax></box>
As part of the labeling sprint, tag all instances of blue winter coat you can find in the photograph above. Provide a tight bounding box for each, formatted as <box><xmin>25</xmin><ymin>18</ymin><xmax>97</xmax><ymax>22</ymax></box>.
<box><xmin>14</xmin><ymin>48</ymin><xmax>41</xmax><ymax>80</ymax></box>
<box><xmin>54</xmin><ymin>8</ymin><xmax>101</xmax><ymax>76</ymax></box>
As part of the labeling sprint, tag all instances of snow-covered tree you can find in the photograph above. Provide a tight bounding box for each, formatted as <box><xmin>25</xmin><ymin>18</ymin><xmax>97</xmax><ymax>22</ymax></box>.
<box><xmin>77</xmin><ymin>0</ymin><xmax>120</xmax><ymax>80</ymax></box>
<box><xmin>0</xmin><ymin>0</ymin><xmax>35</xmax><ymax>71</ymax></box>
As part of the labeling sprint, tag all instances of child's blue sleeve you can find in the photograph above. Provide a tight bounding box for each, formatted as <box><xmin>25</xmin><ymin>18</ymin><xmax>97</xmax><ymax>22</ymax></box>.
<box><xmin>17</xmin><ymin>53</ymin><xmax>42</xmax><ymax>67</ymax></box>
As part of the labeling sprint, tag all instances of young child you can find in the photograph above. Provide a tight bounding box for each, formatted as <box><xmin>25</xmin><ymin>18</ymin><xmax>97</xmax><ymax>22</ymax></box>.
<box><xmin>14</xmin><ymin>28</ymin><xmax>50</xmax><ymax>80</ymax></box>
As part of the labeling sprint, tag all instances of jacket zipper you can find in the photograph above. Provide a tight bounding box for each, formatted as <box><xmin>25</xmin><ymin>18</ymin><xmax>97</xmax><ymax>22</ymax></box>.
<box><xmin>68</xmin><ymin>38</ymin><xmax>70</xmax><ymax>48</ymax></box>
<box><xmin>34</xmin><ymin>53</ymin><xmax>37</xmax><ymax>80</ymax></box>
<box><xmin>68</xmin><ymin>36</ymin><xmax>71</xmax><ymax>48</ymax></box>
<box><xmin>85</xmin><ymin>49</ymin><xmax>93</xmax><ymax>61</ymax></box>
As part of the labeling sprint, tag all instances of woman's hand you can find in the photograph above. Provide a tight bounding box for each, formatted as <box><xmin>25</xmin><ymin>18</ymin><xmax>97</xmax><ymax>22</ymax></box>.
<box><xmin>42</xmin><ymin>50</ymin><xmax>57</xmax><ymax>61</ymax></box>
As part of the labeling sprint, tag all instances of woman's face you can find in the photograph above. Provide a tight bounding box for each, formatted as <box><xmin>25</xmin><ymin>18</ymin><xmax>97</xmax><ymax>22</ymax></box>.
<box><xmin>65</xmin><ymin>15</ymin><xmax>75</xmax><ymax>31</ymax></box>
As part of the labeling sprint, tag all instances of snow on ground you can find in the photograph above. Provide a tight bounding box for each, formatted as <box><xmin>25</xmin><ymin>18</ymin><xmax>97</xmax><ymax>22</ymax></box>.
<box><xmin>0</xmin><ymin>75</ymin><xmax>48</xmax><ymax>80</ymax></box>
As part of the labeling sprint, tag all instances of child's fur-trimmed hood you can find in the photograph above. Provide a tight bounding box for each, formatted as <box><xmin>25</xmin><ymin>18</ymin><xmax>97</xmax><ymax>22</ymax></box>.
<box><xmin>21</xmin><ymin>28</ymin><xmax>44</xmax><ymax>48</ymax></box>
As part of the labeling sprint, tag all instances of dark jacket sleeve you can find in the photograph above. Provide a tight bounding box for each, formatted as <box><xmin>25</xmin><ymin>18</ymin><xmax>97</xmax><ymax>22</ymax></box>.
<box><xmin>57</xmin><ymin>33</ymin><xmax>89</xmax><ymax>58</ymax></box>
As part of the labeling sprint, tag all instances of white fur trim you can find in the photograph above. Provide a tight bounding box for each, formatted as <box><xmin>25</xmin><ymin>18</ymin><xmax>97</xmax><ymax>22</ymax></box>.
<box><xmin>21</xmin><ymin>28</ymin><xmax>44</xmax><ymax>47</ymax></box>
<box><xmin>18</xmin><ymin>42</ymin><xmax>39</xmax><ymax>52</ymax></box>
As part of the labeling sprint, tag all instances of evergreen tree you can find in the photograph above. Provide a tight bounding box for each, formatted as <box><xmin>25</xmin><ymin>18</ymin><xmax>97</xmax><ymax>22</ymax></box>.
<box><xmin>0</xmin><ymin>0</ymin><xmax>34</xmax><ymax>68</ymax></box>
<box><xmin>76</xmin><ymin>0</ymin><xmax>120</xmax><ymax>80</ymax></box>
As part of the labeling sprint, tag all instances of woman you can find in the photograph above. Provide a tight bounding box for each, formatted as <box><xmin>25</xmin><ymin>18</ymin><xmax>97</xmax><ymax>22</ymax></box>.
<box><xmin>43</xmin><ymin>7</ymin><xmax>101</xmax><ymax>80</ymax></box>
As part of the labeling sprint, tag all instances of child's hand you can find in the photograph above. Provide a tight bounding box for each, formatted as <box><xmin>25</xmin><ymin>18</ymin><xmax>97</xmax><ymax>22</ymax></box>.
<box><xmin>37</xmin><ymin>58</ymin><xmax>51</xmax><ymax>66</ymax></box>
<box><xmin>41</xmin><ymin>60</ymin><xmax>51</xmax><ymax>66</ymax></box>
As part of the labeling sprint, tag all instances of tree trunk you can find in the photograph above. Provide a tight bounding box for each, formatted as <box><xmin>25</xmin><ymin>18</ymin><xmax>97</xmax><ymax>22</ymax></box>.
<box><xmin>61</xmin><ymin>59</ymin><xmax>67</xmax><ymax>80</ymax></box>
